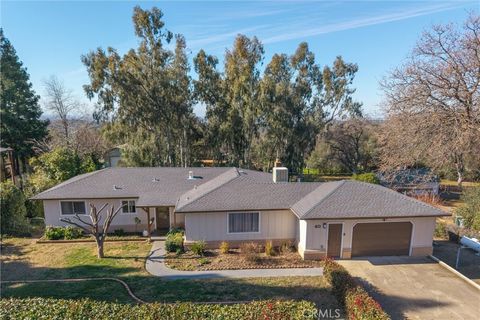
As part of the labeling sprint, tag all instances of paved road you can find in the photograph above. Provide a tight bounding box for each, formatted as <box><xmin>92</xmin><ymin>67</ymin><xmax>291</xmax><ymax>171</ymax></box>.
<box><xmin>146</xmin><ymin>241</ymin><xmax>323</xmax><ymax>280</ymax></box>
<box><xmin>339</xmin><ymin>256</ymin><xmax>480</xmax><ymax>320</ymax></box>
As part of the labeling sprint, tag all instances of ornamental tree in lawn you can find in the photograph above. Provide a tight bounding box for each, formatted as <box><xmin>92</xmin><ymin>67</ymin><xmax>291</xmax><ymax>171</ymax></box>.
<box><xmin>60</xmin><ymin>203</ymin><xmax>123</xmax><ymax>258</ymax></box>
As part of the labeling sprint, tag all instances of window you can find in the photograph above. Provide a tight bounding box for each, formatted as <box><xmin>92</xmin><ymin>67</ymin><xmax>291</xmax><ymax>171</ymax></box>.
<box><xmin>228</xmin><ymin>212</ymin><xmax>259</xmax><ymax>233</ymax></box>
<box><xmin>60</xmin><ymin>201</ymin><xmax>86</xmax><ymax>215</ymax></box>
<box><xmin>122</xmin><ymin>200</ymin><xmax>136</xmax><ymax>213</ymax></box>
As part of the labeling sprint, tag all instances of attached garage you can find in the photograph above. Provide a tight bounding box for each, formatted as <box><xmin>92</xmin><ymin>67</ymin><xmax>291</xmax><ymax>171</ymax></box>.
<box><xmin>351</xmin><ymin>222</ymin><xmax>412</xmax><ymax>257</ymax></box>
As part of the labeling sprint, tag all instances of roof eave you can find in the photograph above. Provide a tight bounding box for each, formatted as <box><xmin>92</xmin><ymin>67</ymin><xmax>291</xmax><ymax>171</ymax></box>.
<box><xmin>300</xmin><ymin>213</ymin><xmax>450</xmax><ymax>220</ymax></box>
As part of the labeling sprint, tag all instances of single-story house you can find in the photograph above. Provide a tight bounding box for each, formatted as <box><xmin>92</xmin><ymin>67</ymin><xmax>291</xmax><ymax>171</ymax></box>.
<box><xmin>32</xmin><ymin>166</ymin><xmax>449</xmax><ymax>260</ymax></box>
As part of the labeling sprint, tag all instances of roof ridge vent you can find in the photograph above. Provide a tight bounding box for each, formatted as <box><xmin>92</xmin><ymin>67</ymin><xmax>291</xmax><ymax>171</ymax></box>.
<box><xmin>152</xmin><ymin>177</ymin><xmax>160</xmax><ymax>182</ymax></box>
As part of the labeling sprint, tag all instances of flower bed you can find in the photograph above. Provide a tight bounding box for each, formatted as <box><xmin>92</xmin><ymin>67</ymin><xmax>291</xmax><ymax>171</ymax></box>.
<box><xmin>322</xmin><ymin>258</ymin><xmax>390</xmax><ymax>320</ymax></box>
<box><xmin>0</xmin><ymin>298</ymin><xmax>317</xmax><ymax>320</ymax></box>
<box><xmin>165</xmin><ymin>249</ymin><xmax>322</xmax><ymax>271</ymax></box>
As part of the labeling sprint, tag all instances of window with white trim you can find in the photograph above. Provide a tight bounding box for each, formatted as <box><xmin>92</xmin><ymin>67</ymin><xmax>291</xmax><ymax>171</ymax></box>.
<box><xmin>228</xmin><ymin>212</ymin><xmax>259</xmax><ymax>233</ymax></box>
<box><xmin>60</xmin><ymin>201</ymin><xmax>86</xmax><ymax>215</ymax></box>
<box><xmin>122</xmin><ymin>200</ymin><xmax>136</xmax><ymax>213</ymax></box>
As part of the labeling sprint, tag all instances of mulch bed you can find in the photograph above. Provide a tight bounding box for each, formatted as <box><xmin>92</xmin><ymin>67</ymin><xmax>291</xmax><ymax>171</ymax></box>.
<box><xmin>165</xmin><ymin>249</ymin><xmax>322</xmax><ymax>271</ymax></box>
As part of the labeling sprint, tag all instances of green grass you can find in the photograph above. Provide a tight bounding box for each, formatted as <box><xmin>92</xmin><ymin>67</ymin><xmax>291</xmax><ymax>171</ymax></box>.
<box><xmin>0</xmin><ymin>238</ymin><xmax>339</xmax><ymax>309</ymax></box>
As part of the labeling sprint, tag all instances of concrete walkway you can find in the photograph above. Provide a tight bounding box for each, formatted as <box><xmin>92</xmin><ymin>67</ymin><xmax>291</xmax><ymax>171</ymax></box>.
<box><xmin>146</xmin><ymin>241</ymin><xmax>323</xmax><ymax>280</ymax></box>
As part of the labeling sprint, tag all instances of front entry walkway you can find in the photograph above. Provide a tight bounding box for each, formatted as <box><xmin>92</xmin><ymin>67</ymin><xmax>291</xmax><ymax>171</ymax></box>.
<box><xmin>146</xmin><ymin>241</ymin><xmax>323</xmax><ymax>280</ymax></box>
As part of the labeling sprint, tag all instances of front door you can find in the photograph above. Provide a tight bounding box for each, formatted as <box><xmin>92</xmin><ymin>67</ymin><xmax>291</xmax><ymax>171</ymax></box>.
<box><xmin>327</xmin><ymin>224</ymin><xmax>343</xmax><ymax>258</ymax></box>
<box><xmin>155</xmin><ymin>207</ymin><xmax>170</xmax><ymax>232</ymax></box>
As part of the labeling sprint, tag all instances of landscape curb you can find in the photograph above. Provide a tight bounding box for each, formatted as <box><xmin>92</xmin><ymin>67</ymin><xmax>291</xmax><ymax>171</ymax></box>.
<box><xmin>429</xmin><ymin>255</ymin><xmax>480</xmax><ymax>291</ymax></box>
<box><xmin>0</xmin><ymin>278</ymin><xmax>146</xmax><ymax>304</ymax></box>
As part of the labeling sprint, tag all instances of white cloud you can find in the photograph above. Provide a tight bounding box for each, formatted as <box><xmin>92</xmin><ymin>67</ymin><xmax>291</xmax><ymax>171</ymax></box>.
<box><xmin>262</xmin><ymin>3</ymin><xmax>462</xmax><ymax>44</ymax></box>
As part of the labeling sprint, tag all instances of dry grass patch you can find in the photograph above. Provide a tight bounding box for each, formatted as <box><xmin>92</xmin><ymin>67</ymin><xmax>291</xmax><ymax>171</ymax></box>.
<box><xmin>0</xmin><ymin>237</ymin><xmax>152</xmax><ymax>280</ymax></box>
<box><xmin>165</xmin><ymin>248</ymin><xmax>321</xmax><ymax>271</ymax></box>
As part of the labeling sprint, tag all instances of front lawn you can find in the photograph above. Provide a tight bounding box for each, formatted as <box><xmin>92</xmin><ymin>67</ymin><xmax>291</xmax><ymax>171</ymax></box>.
<box><xmin>1</xmin><ymin>238</ymin><xmax>340</xmax><ymax>310</ymax></box>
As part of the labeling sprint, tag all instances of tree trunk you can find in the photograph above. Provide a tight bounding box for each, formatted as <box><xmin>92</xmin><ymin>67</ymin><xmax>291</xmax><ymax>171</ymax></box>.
<box><xmin>457</xmin><ymin>170</ymin><xmax>463</xmax><ymax>188</ymax></box>
<box><xmin>96</xmin><ymin>238</ymin><xmax>104</xmax><ymax>258</ymax></box>
<box><xmin>455</xmin><ymin>156</ymin><xmax>464</xmax><ymax>188</ymax></box>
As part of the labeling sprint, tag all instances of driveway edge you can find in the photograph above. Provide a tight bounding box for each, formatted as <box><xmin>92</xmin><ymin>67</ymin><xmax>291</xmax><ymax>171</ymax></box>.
<box><xmin>429</xmin><ymin>255</ymin><xmax>480</xmax><ymax>291</ymax></box>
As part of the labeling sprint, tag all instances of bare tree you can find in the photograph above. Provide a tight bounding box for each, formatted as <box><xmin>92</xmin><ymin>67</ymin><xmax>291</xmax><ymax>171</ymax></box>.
<box><xmin>60</xmin><ymin>203</ymin><xmax>123</xmax><ymax>258</ymax></box>
<box><xmin>43</xmin><ymin>76</ymin><xmax>81</xmax><ymax>143</ymax></box>
<box><xmin>323</xmin><ymin>118</ymin><xmax>378</xmax><ymax>173</ymax></box>
<box><xmin>380</xmin><ymin>13</ymin><xmax>480</xmax><ymax>186</ymax></box>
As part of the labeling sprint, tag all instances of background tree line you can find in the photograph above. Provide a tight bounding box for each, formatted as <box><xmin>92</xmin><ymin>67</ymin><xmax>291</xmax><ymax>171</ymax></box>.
<box><xmin>0</xmin><ymin>8</ymin><xmax>478</xmax><ymax>236</ymax></box>
<box><xmin>81</xmin><ymin>7</ymin><xmax>362</xmax><ymax>175</ymax></box>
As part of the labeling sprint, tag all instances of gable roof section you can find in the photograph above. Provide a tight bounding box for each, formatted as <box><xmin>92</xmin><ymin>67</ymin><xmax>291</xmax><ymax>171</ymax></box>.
<box><xmin>32</xmin><ymin>167</ymin><xmax>233</xmax><ymax>206</ymax></box>
<box><xmin>175</xmin><ymin>171</ymin><xmax>321</xmax><ymax>213</ymax></box>
<box><xmin>175</xmin><ymin>168</ymin><xmax>240</xmax><ymax>210</ymax></box>
<box><xmin>291</xmin><ymin>180</ymin><xmax>448</xmax><ymax>219</ymax></box>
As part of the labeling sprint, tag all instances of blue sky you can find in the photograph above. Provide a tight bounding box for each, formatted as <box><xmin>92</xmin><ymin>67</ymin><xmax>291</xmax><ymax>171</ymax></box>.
<box><xmin>2</xmin><ymin>1</ymin><xmax>477</xmax><ymax>118</ymax></box>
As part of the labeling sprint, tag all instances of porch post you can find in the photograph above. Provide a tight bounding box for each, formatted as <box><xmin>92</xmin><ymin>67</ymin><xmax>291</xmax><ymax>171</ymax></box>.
<box><xmin>141</xmin><ymin>207</ymin><xmax>151</xmax><ymax>240</ymax></box>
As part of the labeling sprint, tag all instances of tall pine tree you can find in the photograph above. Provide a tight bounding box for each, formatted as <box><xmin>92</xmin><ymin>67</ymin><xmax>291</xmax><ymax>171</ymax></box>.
<box><xmin>0</xmin><ymin>29</ymin><xmax>48</xmax><ymax>161</ymax></box>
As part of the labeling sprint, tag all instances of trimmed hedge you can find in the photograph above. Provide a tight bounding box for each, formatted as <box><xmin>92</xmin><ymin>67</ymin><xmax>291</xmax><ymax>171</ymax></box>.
<box><xmin>322</xmin><ymin>258</ymin><xmax>390</xmax><ymax>320</ymax></box>
<box><xmin>0</xmin><ymin>298</ymin><xmax>317</xmax><ymax>320</ymax></box>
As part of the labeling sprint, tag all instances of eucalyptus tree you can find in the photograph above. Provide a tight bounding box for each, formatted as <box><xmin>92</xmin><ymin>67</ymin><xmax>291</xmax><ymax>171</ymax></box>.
<box><xmin>82</xmin><ymin>7</ymin><xmax>196</xmax><ymax>167</ymax></box>
<box><xmin>193</xmin><ymin>50</ymin><xmax>227</xmax><ymax>164</ymax></box>
<box><xmin>194</xmin><ymin>35</ymin><xmax>264</xmax><ymax>167</ymax></box>
<box><xmin>224</xmin><ymin>35</ymin><xmax>264</xmax><ymax>167</ymax></box>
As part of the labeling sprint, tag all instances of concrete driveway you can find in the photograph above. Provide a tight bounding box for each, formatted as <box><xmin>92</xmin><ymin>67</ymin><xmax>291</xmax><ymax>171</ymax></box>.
<box><xmin>339</xmin><ymin>256</ymin><xmax>480</xmax><ymax>320</ymax></box>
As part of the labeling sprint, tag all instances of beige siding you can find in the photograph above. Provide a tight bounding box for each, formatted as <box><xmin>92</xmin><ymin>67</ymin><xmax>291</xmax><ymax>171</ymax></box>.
<box><xmin>299</xmin><ymin>217</ymin><xmax>437</xmax><ymax>258</ymax></box>
<box><xmin>43</xmin><ymin>199</ymin><xmax>154</xmax><ymax>233</ymax></box>
<box><xmin>184</xmin><ymin>210</ymin><xmax>297</xmax><ymax>242</ymax></box>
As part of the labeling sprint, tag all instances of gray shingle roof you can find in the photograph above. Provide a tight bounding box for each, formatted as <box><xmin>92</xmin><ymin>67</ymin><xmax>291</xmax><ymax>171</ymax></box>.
<box><xmin>175</xmin><ymin>171</ymin><xmax>321</xmax><ymax>213</ymax></box>
<box><xmin>32</xmin><ymin>167</ymin><xmax>233</xmax><ymax>206</ymax></box>
<box><xmin>33</xmin><ymin>167</ymin><xmax>448</xmax><ymax>219</ymax></box>
<box><xmin>291</xmin><ymin>180</ymin><xmax>448</xmax><ymax>219</ymax></box>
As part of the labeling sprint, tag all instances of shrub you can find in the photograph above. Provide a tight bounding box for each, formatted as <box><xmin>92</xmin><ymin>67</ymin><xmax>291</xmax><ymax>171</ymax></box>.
<box><xmin>44</xmin><ymin>226</ymin><xmax>65</xmax><ymax>240</ymax></box>
<box><xmin>44</xmin><ymin>226</ymin><xmax>83</xmax><ymax>240</ymax></box>
<box><xmin>63</xmin><ymin>226</ymin><xmax>83</xmax><ymax>240</ymax></box>
<box><xmin>352</xmin><ymin>173</ymin><xmax>380</xmax><ymax>184</ymax></box>
<box><xmin>220</xmin><ymin>241</ymin><xmax>230</xmax><ymax>254</ymax></box>
<box><xmin>265</xmin><ymin>240</ymin><xmax>275</xmax><ymax>256</ymax></box>
<box><xmin>113</xmin><ymin>229</ymin><xmax>125</xmax><ymax>236</ymax></box>
<box><xmin>434</xmin><ymin>221</ymin><xmax>447</xmax><ymax>239</ymax></box>
<box><xmin>322</xmin><ymin>258</ymin><xmax>390</xmax><ymax>320</ymax></box>
<box><xmin>0</xmin><ymin>181</ymin><xmax>30</xmax><ymax>236</ymax></box>
<box><xmin>240</xmin><ymin>242</ymin><xmax>261</xmax><ymax>254</ymax></box>
<box><xmin>0</xmin><ymin>298</ymin><xmax>317</xmax><ymax>320</ymax></box>
<box><xmin>455</xmin><ymin>187</ymin><xmax>480</xmax><ymax>231</ymax></box>
<box><xmin>241</xmin><ymin>242</ymin><xmax>261</xmax><ymax>263</ymax></box>
<box><xmin>165</xmin><ymin>232</ymin><xmax>184</xmax><ymax>253</ymax></box>
<box><xmin>279</xmin><ymin>241</ymin><xmax>295</xmax><ymax>254</ymax></box>
<box><xmin>345</xmin><ymin>287</ymin><xmax>390</xmax><ymax>320</ymax></box>
<box><xmin>198</xmin><ymin>257</ymin><xmax>210</xmax><ymax>266</ymax></box>
<box><xmin>191</xmin><ymin>240</ymin><xmax>206</xmax><ymax>256</ymax></box>
<box><xmin>167</xmin><ymin>227</ymin><xmax>184</xmax><ymax>236</ymax></box>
